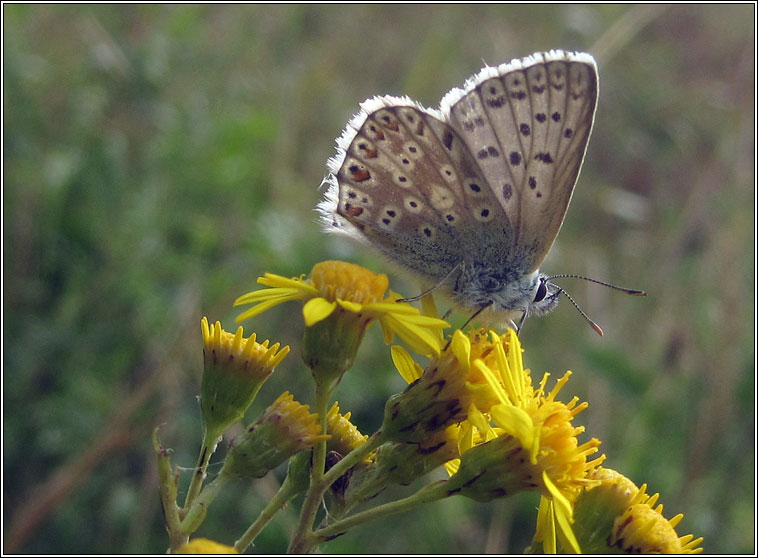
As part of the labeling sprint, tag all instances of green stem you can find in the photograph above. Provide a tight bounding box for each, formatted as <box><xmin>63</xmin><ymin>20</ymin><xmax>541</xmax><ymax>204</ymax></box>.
<box><xmin>234</xmin><ymin>471</ymin><xmax>301</xmax><ymax>553</ymax></box>
<box><xmin>154</xmin><ymin>428</ymin><xmax>188</xmax><ymax>552</ymax></box>
<box><xmin>182</xmin><ymin>427</ymin><xmax>221</xmax><ymax>516</ymax></box>
<box><xmin>287</xmin><ymin>381</ymin><xmax>333</xmax><ymax>554</ymax></box>
<box><xmin>321</xmin><ymin>431</ymin><xmax>384</xmax><ymax>488</ymax></box>
<box><xmin>180</xmin><ymin>472</ymin><xmax>228</xmax><ymax>535</ymax></box>
<box><xmin>313</xmin><ymin>480</ymin><xmax>449</xmax><ymax>544</ymax></box>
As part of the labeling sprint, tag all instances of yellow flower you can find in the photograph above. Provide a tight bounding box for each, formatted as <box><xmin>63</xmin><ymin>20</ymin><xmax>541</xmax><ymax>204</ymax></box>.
<box><xmin>200</xmin><ymin>318</ymin><xmax>289</xmax><ymax>440</ymax></box>
<box><xmin>221</xmin><ymin>392</ymin><xmax>330</xmax><ymax>480</ymax></box>
<box><xmin>234</xmin><ymin>261</ymin><xmax>448</xmax><ymax>357</ymax></box>
<box><xmin>326</xmin><ymin>402</ymin><xmax>369</xmax><ymax>458</ymax></box>
<box><xmin>382</xmin><ymin>330</ymin><xmax>478</xmax><ymax>443</ymax></box>
<box><xmin>175</xmin><ymin>538</ymin><xmax>238</xmax><ymax>554</ymax></box>
<box><xmin>441</xmin><ymin>329</ymin><xmax>601</xmax><ymax>554</ymax></box>
<box><xmin>570</xmin><ymin>467</ymin><xmax>704</xmax><ymax>554</ymax></box>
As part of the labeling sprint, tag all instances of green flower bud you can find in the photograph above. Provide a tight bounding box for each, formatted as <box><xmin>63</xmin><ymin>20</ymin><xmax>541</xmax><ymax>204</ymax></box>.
<box><xmin>200</xmin><ymin>318</ymin><xmax>289</xmax><ymax>440</ymax></box>
<box><xmin>221</xmin><ymin>392</ymin><xmax>329</xmax><ymax>480</ymax></box>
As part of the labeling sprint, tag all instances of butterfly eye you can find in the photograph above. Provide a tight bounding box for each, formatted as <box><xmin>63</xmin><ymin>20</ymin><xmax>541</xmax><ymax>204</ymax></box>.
<box><xmin>482</xmin><ymin>277</ymin><xmax>501</xmax><ymax>292</ymax></box>
<box><xmin>534</xmin><ymin>280</ymin><xmax>548</xmax><ymax>303</ymax></box>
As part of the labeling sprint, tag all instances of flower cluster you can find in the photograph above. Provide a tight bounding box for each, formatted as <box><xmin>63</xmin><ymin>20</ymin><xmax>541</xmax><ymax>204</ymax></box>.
<box><xmin>156</xmin><ymin>260</ymin><xmax>703</xmax><ymax>554</ymax></box>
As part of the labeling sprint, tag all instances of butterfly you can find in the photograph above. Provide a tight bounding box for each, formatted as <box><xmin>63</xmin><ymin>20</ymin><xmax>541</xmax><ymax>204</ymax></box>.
<box><xmin>318</xmin><ymin>50</ymin><xmax>642</xmax><ymax>333</ymax></box>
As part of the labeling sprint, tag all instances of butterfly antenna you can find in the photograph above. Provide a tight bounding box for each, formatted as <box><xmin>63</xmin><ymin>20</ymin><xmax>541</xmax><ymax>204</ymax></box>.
<box><xmin>555</xmin><ymin>288</ymin><xmax>605</xmax><ymax>337</ymax></box>
<box><xmin>548</xmin><ymin>274</ymin><xmax>646</xmax><ymax>296</ymax></box>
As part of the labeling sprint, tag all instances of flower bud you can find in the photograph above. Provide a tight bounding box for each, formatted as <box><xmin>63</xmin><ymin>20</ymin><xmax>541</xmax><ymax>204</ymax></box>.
<box><xmin>221</xmin><ymin>392</ymin><xmax>329</xmax><ymax>480</ymax></box>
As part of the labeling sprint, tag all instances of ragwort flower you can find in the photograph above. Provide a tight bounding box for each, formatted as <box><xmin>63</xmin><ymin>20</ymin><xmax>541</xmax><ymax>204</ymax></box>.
<box><xmin>175</xmin><ymin>538</ymin><xmax>238</xmax><ymax>554</ymax></box>
<box><xmin>222</xmin><ymin>392</ymin><xmax>330</xmax><ymax>480</ymax></box>
<box><xmin>569</xmin><ymin>467</ymin><xmax>704</xmax><ymax>554</ymax></box>
<box><xmin>235</xmin><ymin>261</ymin><xmax>448</xmax><ymax>386</ymax></box>
<box><xmin>235</xmin><ymin>260</ymin><xmax>448</xmax><ymax>356</ymax></box>
<box><xmin>441</xmin><ymin>329</ymin><xmax>602</xmax><ymax>553</ymax></box>
<box><xmin>200</xmin><ymin>317</ymin><xmax>289</xmax><ymax>441</ymax></box>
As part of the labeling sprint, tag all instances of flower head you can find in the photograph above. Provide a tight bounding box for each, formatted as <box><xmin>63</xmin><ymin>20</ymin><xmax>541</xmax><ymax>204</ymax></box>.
<box><xmin>200</xmin><ymin>318</ymin><xmax>289</xmax><ymax>440</ymax></box>
<box><xmin>382</xmin><ymin>330</ymin><xmax>479</xmax><ymax>443</ymax></box>
<box><xmin>439</xmin><ymin>329</ymin><xmax>602</xmax><ymax>553</ymax></box>
<box><xmin>176</xmin><ymin>538</ymin><xmax>238</xmax><ymax>554</ymax></box>
<box><xmin>221</xmin><ymin>392</ymin><xmax>330</xmax><ymax>480</ymax></box>
<box><xmin>568</xmin><ymin>467</ymin><xmax>704</xmax><ymax>554</ymax></box>
<box><xmin>326</xmin><ymin>402</ymin><xmax>369</xmax><ymax>458</ymax></box>
<box><xmin>234</xmin><ymin>261</ymin><xmax>448</xmax><ymax>358</ymax></box>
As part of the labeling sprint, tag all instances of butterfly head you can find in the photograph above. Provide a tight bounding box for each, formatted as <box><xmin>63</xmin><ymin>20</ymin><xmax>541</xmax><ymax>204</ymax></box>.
<box><xmin>453</xmin><ymin>265</ymin><xmax>561</xmax><ymax>326</ymax></box>
<box><xmin>528</xmin><ymin>275</ymin><xmax>563</xmax><ymax>317</ymax></box>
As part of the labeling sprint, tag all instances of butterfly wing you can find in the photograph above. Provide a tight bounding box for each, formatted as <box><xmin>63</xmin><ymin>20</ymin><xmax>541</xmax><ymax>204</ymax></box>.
<box><xmin>323</xmin><ymin>95</ymin><xmax>514</xmax><ymax>284</ymax></box>
<box><xmin>443</xmin><ymin>51</ymin><xmax>598</xmax><ymax>274</ymax></box>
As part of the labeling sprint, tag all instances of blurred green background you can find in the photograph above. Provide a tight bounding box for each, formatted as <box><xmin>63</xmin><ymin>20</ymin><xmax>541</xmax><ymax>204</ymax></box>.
<box><xmin>3</xmin><ymin>4</ymin><xmax>754</xmax><ymax>554</ymax></box>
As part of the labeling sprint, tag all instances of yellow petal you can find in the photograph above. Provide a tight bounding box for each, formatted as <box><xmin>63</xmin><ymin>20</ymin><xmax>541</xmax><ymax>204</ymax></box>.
<box><xmin>380</xmin><ymin>314</ymin><xmax>442</xmax><ymax>356</ymax></box>
<box><xmin>302</xmin><ymin>297</ymin><xmax>337</xmax><ymax>326</ymax></box>
<box><xmin>466</xmin><ymin>404</ymin><xmax>498</xmax><ymax>441</ymax></box>
<box><xmin>234</xmin><ymin>287</ymin><xmax>302</xmax><ymax>305</ymax></box>
<box><xmin>176</xmin><ymin>538</ymin><xmax>239</xmax><ymax>554</ymax></box>
<box><xmin>391</xmin><ymin>345</ymin><xmax>423</xmax><ymax>383</ymax></box>
<box><xmin>537</xmin><ymin>496</ymin><xmax>557</xmax><ymax>554</ymax></box>
<box><xmin>457</xmin><ymin>420</ymin><xmax>475</xmax><ymax>453</ymax></box>
<box><xmin>451</xmin><ymin>330</ymin><xmax>471</xmax><ymax>371</ymax></box>
<box><xmin>491</xmin><ymin>330</ymin><xmax>521</xmax><ymax>402</ymax></box>
<box><xmin>489</xmin><ymin>403</ymin><xmax>535</xmax><ymax>454</ymax></box>
<box><xmin>506</xmin><ymin>329</ymin><xmax>524</xmax><ymax>381</ymax></box>
<box><xmin>368</xmin><ymin>301</ymin><xmax>421</xmax><ymax>315</ymax></box>
<box><xmin>337</xmin><ymin>299</ymin><xmax>364</xmax><ymax>313</ymax></box>
<box><xmin>420</xmin><ymin>292</ymin><xmax>441</xmax><ymax>318</ymax></box>
<box><xmin>258</xmin><ymin>274</ymin><xmax>316</xmax><ymax>292</ymax></box>
<box><xmin>235</xmin><ymin>295</ymin><xmax>302</xmax><ymax>322</ymax></box>
<box><xmin>444</xmin><ymin>458</ymin><xmax>460</xmax><ymax>476</ymax></box>
<box><xmin>473</xmin><ymin>359</ymin><xmax>510</xmax><ymax>405</ymax></box>
<box><xmin>543</xmin><ymin>471</ymin><xmax>581</xmax><ymax>553</ymax></box>
<box><xmin>392</xmin><ymin>312</ymin><xmax>450</xmax><ymax>327</ymax></box>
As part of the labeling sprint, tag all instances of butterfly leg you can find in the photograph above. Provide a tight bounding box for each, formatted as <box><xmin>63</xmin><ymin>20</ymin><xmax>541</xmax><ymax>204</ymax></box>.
<box><xmin>459</xmin><ymin>300</ymin><xmax>494</xmax><ymax>331</ymax></box>
<box><xmin>514</xmin><ymin>310</ymin><xmax>528</xmax><ymax>336</ymax></box>
<box><xmin>394</xmin><ymin>262</ymin><xmax>465</xmax><ymax>303</ymax></box>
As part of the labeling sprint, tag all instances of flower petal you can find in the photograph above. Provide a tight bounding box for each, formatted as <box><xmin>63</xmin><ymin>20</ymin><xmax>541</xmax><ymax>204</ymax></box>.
<box><xmin>367</xmin><ymin>301</ymin><xmax>420</xmax><ymax>314</ymax></box>
<box><xmin>391</xmin><ymin>312</ymin><xmax>450</xmax><ymax>327</ymax></box>
<box><xmin>337</xmin><ymin>299</ymin><xmax>364</xmax><ymax>313</ymax></box>
<box><xmin>391</xmin><ymin>345</ymin><xmax>423</xmax><ymax>383</ymax></box>
<box><xmin>302</xmin><ymin>297</ymin><xmax>337</xmax><ymax>326</ymax></box>
<box><xmin>466</xmin><ymin>403</ymin><xmax>496</xmax><ymax>440</ymax></box>
<box><xmin>537</xmin><ymin>496</ymin><xmax>557</xmax><ymax>554</ymax></box>
<box><xmin>451</xmin><ymin>330</ymin><xmax>471</xmax><ymax>371</ymax></box>
<box><xmin>506</xmin><ymin>329</ymin><xmax>524</xmax><ymax>385</ymax></box>
<box><xmin>258</xmin><ymin>274</ymin><xmax>317</xmax><ymax>293</ymax></box>
<box><xmin>235</xmin><ymin>294</ymin><xmax>304</xmax><ymax>322</ymax></box>
<box><xmin>473</xmin><ymin>359</ymin><xmax>510</xmax><ymax>406</ymax></box>
<box><xmin>380</xmin><ymin>313</ymin><xmax>443</xmax><ymax>356</ymax></box>
<box><xmin>491</xmin><ymin>330</ymin><xmax>522</xmax><ymax>402</ymax></box>
<box><xmin>234</xmin><ymin>287</ymin><xmax>303</xmax><ymax>305</ymax></box>
<box><xmin>543</xmin><ymin>471</ymin><xmax>581</xmax><ymax>553</ymax></box>
<box><xmin>489</xmin><ymin>403</ymin><xmax>536</xmax><ymax>455</ymax></box>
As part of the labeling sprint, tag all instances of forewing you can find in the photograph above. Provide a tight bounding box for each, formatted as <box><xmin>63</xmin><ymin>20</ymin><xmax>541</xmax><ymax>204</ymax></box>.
<box><xmin>444</xmin><ymin>51</ymin><xmax>598</xmax><ymax>273</ymax></box>
<box><xmin>331</xmin><ymin>97</ymin><xmax>512</xmax><ymax>282</ymax></box>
